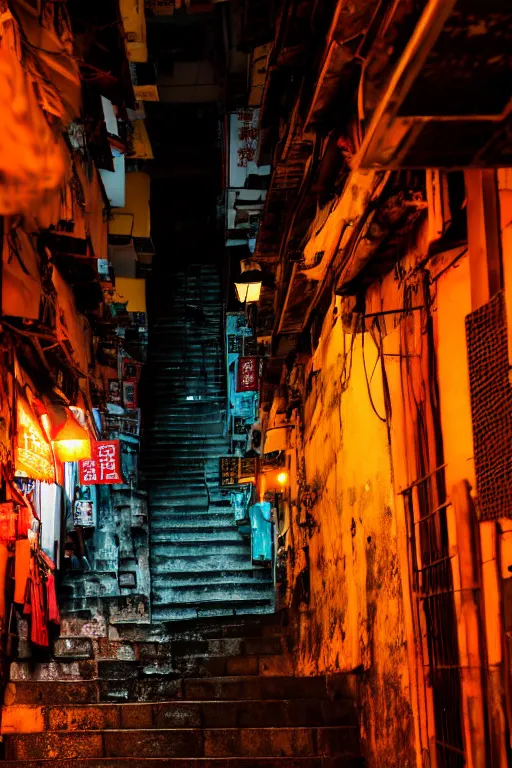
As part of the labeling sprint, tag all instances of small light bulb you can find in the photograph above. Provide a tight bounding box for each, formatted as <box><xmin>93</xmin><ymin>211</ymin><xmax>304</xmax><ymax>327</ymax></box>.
<box><xmin>277</xmin><ymin>471</ymin><xmax>288</xmax><ymax>486</ymax></box>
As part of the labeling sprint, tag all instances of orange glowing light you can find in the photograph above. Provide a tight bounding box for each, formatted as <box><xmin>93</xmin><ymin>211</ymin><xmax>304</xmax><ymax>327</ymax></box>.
<box><xmin>52</xmin><ymin>412</ymin><xmax>91</xmax><ymax>463</ymax></box>
<box><xmin>277</xmin><ymin>471</ymin><xmax>289</xmax><ymax>486</ymax></box>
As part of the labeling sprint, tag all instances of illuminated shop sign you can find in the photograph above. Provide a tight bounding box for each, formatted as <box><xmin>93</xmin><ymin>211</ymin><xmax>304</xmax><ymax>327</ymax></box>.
<box><xmin>236</xmin><ymin>356</ymin><xmax>259</xmax><ymax>392</ymax></box>
<box><xmin>16</xmin><ymin>397</ymin><xmax>55</xmax><ymax>482</ymax></box>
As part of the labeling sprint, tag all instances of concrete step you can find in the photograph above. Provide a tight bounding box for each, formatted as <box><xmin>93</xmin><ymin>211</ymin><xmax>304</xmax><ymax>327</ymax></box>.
<box><xmin>5</xmin><ymin>726</ymin><xmax>360</xmax><ymax>760</ymax></box>
<box><xmin>1</xmin><ymin>698</ymin><xmax>357</xmax><ymax>734</ymax></box>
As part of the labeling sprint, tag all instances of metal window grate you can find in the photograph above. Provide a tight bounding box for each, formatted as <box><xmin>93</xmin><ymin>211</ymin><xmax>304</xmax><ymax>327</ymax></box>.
<box><xmin>466</xmin><ymin>290</ymin><xmax>512</xmax><ymax>520</ymax></box>
<box><xmin>404</xmin><ymin>465</ymin><xmax>466</xmax><ymax>768</ymax></box>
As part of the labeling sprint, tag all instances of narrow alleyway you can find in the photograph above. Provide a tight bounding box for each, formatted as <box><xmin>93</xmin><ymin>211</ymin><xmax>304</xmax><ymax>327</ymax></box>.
<box><xmin>0</xmin><ymin>1</ymin><xmax>511</xmax><ymax>767</ymax></box>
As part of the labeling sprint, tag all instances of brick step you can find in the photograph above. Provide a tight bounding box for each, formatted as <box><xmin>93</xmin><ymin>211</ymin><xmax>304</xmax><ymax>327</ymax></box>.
<box><xmin>5</xmin><ymin>676</ymin><xmax>351</xmax><ymax>705</ymax></box>
<box><xmin>1</xmin><ymin>758</ymin><xmax>366</xmax><ymax>768</ymax></box>
<box><xmin>9</xmin><ymin>653</ymin><xmax>287</xmax><ymax>684</ymax></box>
<box><xmin>163</xmin><ymin>654</ymin><xmax>291</xmax><ymax>678</ymax></box>
<box><xmin>51</xmin><ymin>634</ymin><xmax>282</xmax><ymax>664</ymax></box>
<box><xmin>1</xmin><ymin>698</ymin><xmax>358</xmax><ymax>734</ymax></box>
<box><xmin>5</xmin><ymin>726</ymin><xmax>360</xmax><ymax>760</ymax></box>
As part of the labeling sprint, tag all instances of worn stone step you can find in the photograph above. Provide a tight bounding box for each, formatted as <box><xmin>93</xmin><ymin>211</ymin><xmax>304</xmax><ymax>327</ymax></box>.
<box><xmin>151</xmin><ymin>542</ymin><xmax>250</xmax><ymax>558</ymax></box>
<box><xmin>152</xmin><ymin>584</ymin><xmax>274</xmax><ymax>607</ymax></box>
<box><xmin>151</xmin><ymin>572</ymin><xmax>272</xmax><ymax>589</ymax></box>
<box><xmin>1</xmin><ymin>758</ymin><xmax>366</xmax><ymax>768</ymax></box>
<box><xmin>150</xmin><ymin>497</ymin><xmax>209</xmax><ymax>508</ymax></box>
<box><xmin>5</xmin><ymin>726</ymin><xmax>359</xmax><ymax>760</ymax></box>
<box><xmin>150</xmin><ymin>555</ymin><xmax>256</xmax><ymax>573</ymax></box>
<box><xmin>151</xmin><ymin>516</ymin><xmax>235</xmax><ymax>529</ymax></box>
<box><xmin>150</xmin><ymin>499</ymin><xmax>230</xmax><ymax>524</ymax></box>
<box><xmin>150</xmin><ymin>529</ymin><xmax>243</xmax><ymax>543</ymax></box>
<box><xmin>1</xmin><ymin>698</ymin><xmax>358</xmax><ymax>734</ymax></box>
<box><xmin>151</xmin><ymin>600</ymin><xmax>274</xmax><ymax>622</ymax></box>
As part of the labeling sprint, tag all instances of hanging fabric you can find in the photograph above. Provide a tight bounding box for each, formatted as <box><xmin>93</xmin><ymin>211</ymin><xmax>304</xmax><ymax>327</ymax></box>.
<box><xmin>23</xmin><ymin>556</ymin><xmax>49</xmax><ymax>648</ymax></box>
<box><xmin>46</xmin><ymin>570</ymin><xmax>59</xmax><ymax>626</ymax></box>
<box><xmin>0</xmin><ymin>542</ymin><xmax>10</xmax><ymax>628</ymax></box>
<box><xmin>14</xmin><ymin>538</ymin><xmax>31</xmax><ymax>605</ymax></box>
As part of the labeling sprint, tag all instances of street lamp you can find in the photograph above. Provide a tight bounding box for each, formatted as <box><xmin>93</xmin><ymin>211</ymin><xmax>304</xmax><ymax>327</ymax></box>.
<box><xmin>234</xmin><ymin>260</ymin><xmax>262</xmax><ymax>304</ymax></box>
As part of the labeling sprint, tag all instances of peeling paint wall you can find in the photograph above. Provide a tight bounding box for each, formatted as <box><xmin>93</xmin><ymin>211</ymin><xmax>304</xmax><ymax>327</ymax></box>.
<box><xmin>286</xmin><ymin>305</ymin><xmax>416</xmax><ymax>768</ymax></box>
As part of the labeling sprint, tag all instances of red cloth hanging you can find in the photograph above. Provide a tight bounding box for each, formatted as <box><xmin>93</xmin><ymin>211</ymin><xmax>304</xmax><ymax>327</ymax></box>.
<box><xmin>46</xmin><ymin>571</ymin><xmax>60</xmax><ymax>626</ymax></box>
<box><xmin>23</xmin><ymin>557</ymin><xmax>49</xmax><ymax>647</ymax></box>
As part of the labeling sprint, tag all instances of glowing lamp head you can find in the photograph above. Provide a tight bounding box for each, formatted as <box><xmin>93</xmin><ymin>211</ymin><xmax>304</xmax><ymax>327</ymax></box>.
<box><xmin>52</xmin><ymin>412</ymin><xmax>91</xmax><ymax>463</ymax></box>
<box><xmin>234</xmin><ymin>260</ymin><xmax>263</xmax><ymax>304</ymax></box>
<box><xmin>277</xmin><ymin>471</ymin><xmax>289</xmax><ymax>486</ymax></box>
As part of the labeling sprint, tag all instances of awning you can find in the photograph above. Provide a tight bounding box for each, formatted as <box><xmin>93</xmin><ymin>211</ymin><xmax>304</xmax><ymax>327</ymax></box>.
<box><xmin>2</xmin><ymin>226</ymin><xmax>41</xmax><ymax>321</ymax></box>
<box><xmin>52</xmin><ymin>267</ymin><xmax>92</xmax><ymax>379</ymax></box>
<box><xmin>263</xmin><ymin>425</ymin><xmax>294</xmax><ymax>454</ymax></box>
<box><xmin>115</xmin><ymin>278</ymin><xmax>147</xmax><ymax>313</ymax></box>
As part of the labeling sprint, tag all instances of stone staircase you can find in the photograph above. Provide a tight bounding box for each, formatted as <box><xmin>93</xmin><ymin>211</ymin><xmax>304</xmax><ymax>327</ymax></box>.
<box><xmin>142</xmin><ymin>264</ymin><xmax>274</xmax><ymax>621</ymax></box>
<box><xmin>1</xmin><ymin>615</ymin><xmax>364</xmax><ymax>766</ymax></box>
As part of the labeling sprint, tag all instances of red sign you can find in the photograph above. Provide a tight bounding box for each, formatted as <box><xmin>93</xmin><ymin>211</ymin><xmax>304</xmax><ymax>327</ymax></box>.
<box><xmin>79</xmin><ymin>440</ymin><xmax>122</xmax><ymax>485</ymax></box>
<box><xmin>237</xmin><ymin>357</ymin><xmax>259</xmax><ymax>392</ymax></box>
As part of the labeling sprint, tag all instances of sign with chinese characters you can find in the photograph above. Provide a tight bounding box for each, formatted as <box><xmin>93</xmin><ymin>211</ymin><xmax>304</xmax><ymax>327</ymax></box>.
<box><xmin>236</xmin><ymin>357</ymin><xmax>259</xmax><ymax>392</ymax></box>
<box><xmin>220</xmin><ymin>456</ymin><xmax>257</xmax><ymax>487</ymax></box>
<box><xmin>79</xmin><ymin>440</ymin><xmax>122</xmax><ymax>485</ymax></box>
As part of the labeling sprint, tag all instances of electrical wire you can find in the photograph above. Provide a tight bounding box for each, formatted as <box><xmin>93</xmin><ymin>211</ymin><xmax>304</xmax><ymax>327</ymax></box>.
<box><xmin>361</xmin><ymin>314</ymin><xmax>387</xmax><ymax>423</ymax></box>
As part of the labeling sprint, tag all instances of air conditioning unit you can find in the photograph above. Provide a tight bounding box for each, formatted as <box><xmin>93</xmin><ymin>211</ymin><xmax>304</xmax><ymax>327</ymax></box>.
<box><xmin>355</xmin><ymin>0</ymin><xmax>512</xmax><ymax>170</ymax></box>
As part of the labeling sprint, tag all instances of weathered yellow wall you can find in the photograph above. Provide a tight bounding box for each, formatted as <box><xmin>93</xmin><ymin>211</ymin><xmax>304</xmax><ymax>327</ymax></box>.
<box><xmin>294</xmin><ymin>301</ymin><xmax>416</xmax><ymax>767</ymax></box>
<box><xmin>434</xmin><ymin>253</ymin><xmax>475</xmax><ymax>493</ymax></box>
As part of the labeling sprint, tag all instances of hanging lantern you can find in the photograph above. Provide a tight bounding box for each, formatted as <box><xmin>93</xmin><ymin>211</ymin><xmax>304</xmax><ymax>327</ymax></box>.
<box><xmin>51</xmin><ymin>410</ymin><xmax>91</xmax><ymax>463</ymax></box>
<box><xmin>234</xmin><ymin>259</ymin><xmax>263</xmax><ymax>304</ymax></box>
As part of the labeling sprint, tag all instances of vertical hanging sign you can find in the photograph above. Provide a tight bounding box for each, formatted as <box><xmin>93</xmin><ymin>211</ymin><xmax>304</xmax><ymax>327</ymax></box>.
<box><xmin>79</xmin><ymin>440</ymin><xmax>122</xmax><ymax>485</ymax></box>
<box><xmin>236</xmin><ymin>357</ymin><xmax>259</xmax><ymax>392</ymax></box>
